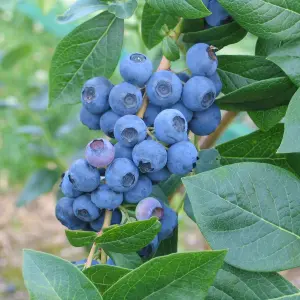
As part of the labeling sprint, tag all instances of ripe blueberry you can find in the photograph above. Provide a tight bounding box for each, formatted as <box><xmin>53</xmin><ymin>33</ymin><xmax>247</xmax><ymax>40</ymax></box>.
<box><xmin>205</xmin><ymin>0</ymin><xmax>230</xmax><ymax>27</ymax></box>
<box><xmin>132</xmin><ymin>140</ymin><xmax>167</xmax><ymax>173</ymax></box>
<box><xmin>114</xmin><ymin>142</ymin><xmax>133</xmax><ymax>160</ymax></box>
<box><xmin>208</xmin><ymin>72</ymin><xmax>222</xmax><ymax>96</ymax></box>
<box><xmin>90</xmin><ymin>209</ymin><xmax>122</xmax><ymax>231</ymax></box>
<box><xmin>138</xmin><ymin>236</ymin><xmax>159</xmax><ymax>259</ymax></box>
<box><xmin>176</xmin><ymin>72</ymin><xmax>190</xmax><ymax>83</ymax></box>
<box><xmin>167</xmin><ymin>141</ymin><xmax>198</xmax><ymax>175</ymax></box>
<box><xmin>120</xmin><ymin>53</ymin><xmax>153</xmax><ymax>87</ymax></box>
<box><xmin>107</xmin><ymin>258</ymin><xmax>115</xmax><ymax>266</ymax></box>
<box><xmin>170</xmin><ymin>101</ymin><xmax>193</xmax><ymax>123</ymax></box>
<box><xmin>85</xmin><ymin>138</ymin><xmax>115</xmax><ymax>168</ymax></box>
<box><xmin>158</xmin><ymin>202</ymin><xmax>178</xmax><ymax>241</ymax></box>
<box><xmin>80</xmin><ymin>107</ymin><xmax>101</xmax><ymax>130</ymax></box>
<box><xmin>143</xmin><ymin>104</ymin><xmax>161</xmax><ymax>127</ymax></box>
<box><xmin>154</xmin><ymin>109</ymin><xmax>187</xmax><ymax>144</ymax></box>
<box><xmin>73</xmin><ymin>194</ymin><xmax>100</xmax><ymax>222</ymax></box>
<box><xmin>105</xmin><ymin>158</ymin><xmax>139</xmax><ymax>192</ymax></box>
<box><xmin>182</xmin><ymin>76</ymin><xmax>216</xmax><ymax>111</ymax></box>
<box><xmin>81</xmin><ymin>77</ymin><xmax>112</xmax><ymax>114</ymax></box>
<box><xmin>100</xmin><ymin>110</ymin><xmax>121</xmax><ymax>138</ymax></box>
<box><xmin>189</xmin><ymin>103</ymin><xmax>221</xmax><ymax>135</ymax></box>
<box><xmin>147</xmin><ymin>168</ymin><xmax>171</xmax><ymax>183</ymax></box>
<box><xmin>60</xmin><ymin>171</ymin><xmax>82</xmax><ymax>198</ymax></box>
<box><xmin>135</xmin><ymin>197</ymin><xmax>164</xmax><ymax>221</ymax></box>
<box><xmin>186</xmin><ymin>43</ymin><xmax>218</xmax><ymax>77</ymax></box>
<box><xmin>146</xmin><ymin>70</ymin><xmax>182</xmax><ymax>107</ymax></box>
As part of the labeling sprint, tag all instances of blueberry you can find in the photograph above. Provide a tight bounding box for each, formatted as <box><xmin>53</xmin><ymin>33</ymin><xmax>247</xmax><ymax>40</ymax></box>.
<box><xmin>114</xmin><ymin>142</ymin><xmax>133</xmax><ymax>160</ymax></box>
<box><xmin>135</xmin><ymin>197</ymin><xmax>164</xmax><ymax>221</ymax></box>
<box><xmin>90</xmin><ymin>209</ymin><xmax>122</xmax><ymax>231</ymax></box>
<box><xmin>154</xmin><ymin>109</ymin><xmax>187</xmax><ymax>144</ymax></box>
<box><xmin>189</xmin><ymin>103</ymin><xmax>221</xmax><ymax>135</ymax></box>
<box><xmin>100</xmin><ymin>110</ymin><xmax>121</xmax><ymax>138</ymax></box>
<box><xmin>109</xmin><ymin>82</ymin><xmax>143</xmax><ymax>116</ymax></box>
<box><xmin>114</xmin><ymin>115</ymin><xmax>147</xmax><ymax>148</ymax></box>
<box><xmin>138</xmin><ymin>236</ymin><xmax>159</xmax><ymax>259</ymax></box>
<box><xmin>60</xmin><ymin>171</ymin><xmax>82</xmax><ymax>198</ymax></box>
<box><xmin>182</xmin><ymin>76</ymin><xmax>216</xmax><ymax>111</ymax></box>
<box><xmin>158</xmin><ymin>202</ymin><xmax>178</xmax><ymax>241</ymax></box>
<box><xmin>124</xmin><ymin>175</ymin><xmax>153</xmax><ymax>204</ymax></box>
<box><xmin>85</xmin><ymin>138</ymin><xmax>115</xmax><ymax>168</ymax></box>
<box><xmin>143</xmin><ymin>104</ymin><xmax>161</xmax><ymax>127</ymax></box>
<box><xmin>147</xmin><ymin>168</ymin><xmax>171</xmax><ymax>183</ymax></box>
<box><xmin>205</xmin><ymin>0</ymin><xmax>229</xmax><ymax>27</ymax></box>
<box><xmin>176</xmin><ymin>72</ymin><xmax>190</xmax><ymax>83</ymax></box>
<box><xmin>105</xmin><ymin>158</ymin><xmax>139</xmax><ymax>192</ymax></box>
<box><xmin>208</xmin><ymin>72</ymin><xmax>222</xmax><ymax>96</ymax></box>
<box><xmin>73</xmin><ymin>194</ymin><xmax>100</xmax><ymax>222</ymax></box>
<box><xmin>167</xmin><ymin>141</ymin><xmax>198</xmax><ymax>175</ymax></box>
<box><xmin>91</xmin><ymin>184</ymin><xmax>123</xmax><ymax>210</ymax></box>
<box><xmin>69</xmin><ymin>159</ymin><xmax>100</xmax><ymax>192</ymax></box>
<box><xmin>186</xmin><ymin>43</ymin><xmax>218</xmax><ymax>77</ymax></box>
<box><xmin>72</xmin><ymin>259</ymin><xmax>99</xmax><ymax>266</ymax></box>
<box><xmin>146</xmin><ymin>70</ymin><xmax>182</xmax><ymax>107</ymax></box>
<box><xmin>81</xmin><ymin>77</ymin><xmax>112</xmax><ymax>114</ymax></box>
<box><xmin>120</xmin><ymin>53</ymin><xmax>153</xmax><ymax>87</ymax></box>
<box><xmin>132</xmin><ymin>140</ymin><xmax>167</xmax><ymax>173</ymax></box>
<box><xmin>107</xmin><ymin>258</ymin><xmax>115</xmax><ymax>266</ymax></box>
<box><xmin>80</xmin><ymin>107</ymin><xmax>101</xmax><ymax>130</ymax></box>
<box><xmin>55</xmin><ymin>197</ymin><xmax>87</xmax><ymax>230</ymax></box>
<box><xmin>170</xmin><ymin>101</ymin><xmax>193</xmax><ymax>123</ymax></box>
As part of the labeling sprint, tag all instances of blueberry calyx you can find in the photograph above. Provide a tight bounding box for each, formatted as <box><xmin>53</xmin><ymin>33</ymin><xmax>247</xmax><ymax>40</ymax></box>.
<box><xmin>201</xmin><ymin>92</ymin><xmax>215</xmax><ymax>108</ymax></box>
<box><xmin>138</xmin><ymin>161</ymin><xmax>154</xmax><ymax>173</ymax></box>
<box><xmin>90</xmin><ymin>139</ymin><xmax>105</xmax><ymax>151</ymax></box>
<box><xmin>121</xmin><ymin>128</ymin><xmax>138</xmax><ymax>143</ymax></box>
<box><xmin>172</xmin><ymin>116</ymin><xmax>185</xmax><ymax>132</ymax></box>
<box><xmin>82</xmin><ymin>86</ymin><xmax>96</xmax><ymax>102</ymax></box>
<box><xmin>122</xmin><ymin>172</ymin><xmax>135</xmax><ymax>187</ymax></box>
<box><xmin>207</xmin><ymin>45</ymin><xmax>218</xmax><ymax>61</ymax></box>
<box><xmin>124</xmin><ymin>93</ymin><xmax>137</xmax><ymax>108</ymax></box>
<box><xmin>156</xmin><ymin>80</ymin><xmax>172</xmax><ymax>98</ymax></box>
<box><xmin>130</xmin><ymin>53</ymin><xmax>146</xmax><ymax>63</ymax></box>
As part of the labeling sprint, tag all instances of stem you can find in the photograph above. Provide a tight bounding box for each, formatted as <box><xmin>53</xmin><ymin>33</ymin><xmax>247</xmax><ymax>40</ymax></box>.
<box><xmin>101</xmin><ymin>250</ymin><xmax>107</xmax><ymax>264</ymax></box>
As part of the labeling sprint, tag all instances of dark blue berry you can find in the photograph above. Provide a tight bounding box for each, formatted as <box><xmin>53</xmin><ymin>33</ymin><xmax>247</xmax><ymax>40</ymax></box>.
<box><xmin>138</xmin><ymin>236</ymin><xmax>159</xmax><ymax>258</ymax></box>
<box><xmin>114</xmin><ymin>142</ymin><xmax>133</xmax><ymax>160</ymax></box>
<box><xmin>73</xmin><ymin>194</ymin><xmax>100</xmax><ymax>222</ymax></box>
<box><xmin>100</xmin><ymin>110</ymin><xmax>121</xmax><ymax>138</ymax></box>
<box><xmin>147</xmin><ymin>168</ymin><xmax>171</xmax><ymax>183</ymax></box>
<box><xmin>60</xmin><ymin>171</ymin><xmax>82</xmax><ymax>198</ymax></box>
<box><xmin>143</xmin><ymin>104</ymin><xmax>161</xmax><ymax>127</ymax></box>
<box><xmin>80</xmin><ymin>107</ymin><xmax>101</xmax><ymax>130</ymax></box>
<box><xmin>90</xmin><ymin>209</ymin><xmax>122</xmax><ymax>232</ymax></box>
<box><xmin>158</xmin><ymin>202</ymin><xmax>178</xmax><ymax>241</ymax></box>
<box><xmin>170</xmin><ymin>101</ymin><xmax>193</xmax><ymax>123</ymax></box>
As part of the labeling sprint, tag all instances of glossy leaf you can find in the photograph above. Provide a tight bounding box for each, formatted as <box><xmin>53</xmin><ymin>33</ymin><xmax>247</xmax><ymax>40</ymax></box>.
<box><xmin>162</xmin><ymin>37</ymin><xmax>180</xmax><ymax>61</ymax></box>
<box><xmin>65</xmin><ymin>230</ymin><xmax>97</xmax><ymax>247</ymax></box>
<box><xmin>107</xmin><ymin>252</ymin><xmax>142</xmax><ymax>269</ymax></box>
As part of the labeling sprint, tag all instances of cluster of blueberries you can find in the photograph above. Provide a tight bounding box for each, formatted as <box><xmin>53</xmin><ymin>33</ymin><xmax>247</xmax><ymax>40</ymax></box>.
<box><xmin>56</xmin><ymin>42</ymin><xmax>222</xmax><ymax>261</ymax></box>
<box><xmin>203</xmin><ymin>0</ymin><xmax>230</xmax><ymax>27</ymax></box>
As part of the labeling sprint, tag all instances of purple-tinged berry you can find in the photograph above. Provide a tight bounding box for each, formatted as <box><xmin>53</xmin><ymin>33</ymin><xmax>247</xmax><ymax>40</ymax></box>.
<box><xmin>135</xmin><ymin>197</ymin><xmax>164</xmax><ymax>221</ymax></box>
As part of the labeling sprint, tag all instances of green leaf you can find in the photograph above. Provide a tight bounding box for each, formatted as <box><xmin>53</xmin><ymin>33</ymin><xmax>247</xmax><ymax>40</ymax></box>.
<box><xmin>183</xmin><ymin>162</ymin><xmax>300</xmax><ymax>272</ymax></box>
<box><xmin>84</xmin><ymin>265</ymin><xmax>130</xmax><ymax>293</ymax></box>
<box><xmin>141</xmin><ymin>3</ymin><xmax>178</xmax><ymax>49</ymax></box>
<box><xmin>278</xmin><ymin>88</ymin><xmax>300</xmax><ymax>153</ymax></box>
<box><xmin>162</xmin><ymin>36</ymin><xmax>180</xmax><ymax>61</ymax></box>
<box><xmin>65</xmin><ymin>230</ymin><xmax>97</xmax><ymax>247</ymax></box>
<box><xmin>146</xmin><ymin>0</ymin><xmax>211</xmax><ymax>19</ymax></box>
<box><xmin>183</xmin><ymin>22</ymin><xmax>247</xmax><ymax>50</ymax></box>
<box><xmin>158</xmin><ymin>174</ymin><xmax>182</xmax><ymax>197</ymax></box>
<box><xmin>248</xmin><ymin>106</ymin><xmax>287</xmax><ymax>132</ymax></box>
<box><xmin>49</xmin><ymin>12</ymin><xmax>124</xmax><ymax>106</ymax></box>
<box><xmin>23</xmin><ymin>250</ymin><xmax>102</xmax><ymax>299</ymax></box>
<box><xmin>208</xmin><ymin>263</ymin><xmax>300</xmax><ymax>300</ymax></box>
<box><xmin>218</xmin><ymin>0</ymin><xmax>300</xmax><ymax>41</ymax></box>
<box><xmin>155</xmin><ymin>226</ymin><xmax>178</xmax><ymax>257</ymax></box>
<box><xmin>268</xmin><ymin>38</ymin><xmax>300</xmax><ymax>88</ymax></box>
<box><xmin>195</xmin><ymin>149</ymin><xmax>221</xmax><ymax>174</ymax></box>
<box><xmin>17</xmin><ymin>169</ymin><xmax>59</xmax><ymax>207</ymax></box>
<box><xmin>103</xmin><ymin>251</ymin><xmax>227</xmax><ymax>300</ymax></box>
<box><xmin>151</xmin><ymin>185</ymin><xmax>169</xmax><ymax>203</ymax></box>
<box><xmin>2</xmin><ymin>44</ymin><xmax>32</xmax><ymax>69</ymax></box>
<box><xmin>95</xmin><ymin>217</ymin><xmax>161</xmax><ymax>253</ymax></box>
<box><xmin>57</xmin><ymin>0</ymin><xmax>109</xmax><ymax>23</ymax></box>
<box><xmin>184</xmin><ymin>194</ymin><xmax>195</xmax><ymax>222</ymax></box>
<box><xmin>255</xmin><ymin>38</ymin><xmax>283</xmax><ymax>56</ymax></box>
<box><xmin>108</xmin><ymin>0</ymin><xmax>137</xmax><ymax>19</ymax></box>
<box><xmin>182</xmin><ymin>18</ymin><xmax>204</xmax><ymax>33</ymax></box>
<box><xmin>107</xmin><ymin>252</ymin><xmax>142</xmax><ymax>269</ymax></box>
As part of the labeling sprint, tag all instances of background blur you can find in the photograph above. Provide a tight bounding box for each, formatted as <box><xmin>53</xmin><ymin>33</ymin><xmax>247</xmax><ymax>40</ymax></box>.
<box><xmin>0</xmin><ymin>0</ymin><xmax>275</xmax><ymax>299</ymax></box>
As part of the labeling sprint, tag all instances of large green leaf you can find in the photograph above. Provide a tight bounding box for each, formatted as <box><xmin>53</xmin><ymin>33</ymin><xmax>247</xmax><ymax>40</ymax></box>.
<box><xmin>49</xmin><ymin>12</ymin><xmax>124</xmax><ymax>106</ymax></box>
<box><xmin>65</xmin><ymin>230</ymin><xmax>97</xmax><ymax>247</ymax></box>
<box><xmin>195</xmin><ymin>149</ymin><xmax>221</xmax><ymax>174</ymax></box>
<box><xmin>107</xmin><ymin>252</ymin><xmax>142</xmax><ymax>269</ymax></box>
<box><xmin>23</xmin><ymin>250</ymin><xmax>102</xmax><ymax>299</ymax></box>
<box><xmin>107</xmin><ymin>0</ymin><xmax>138</xmax><ymax>19</ymax></box>
<box><xmin>218</xmin><ymin>0</ymin><xmax>300</xmax><ymax>41</ymax></box>
<box><xmin>183</xmin><ymin>22</ymin><xmax>247</xmax><ymax>50</ymax></box>
<box><xmin>146</xmin><ymin>0</ymin><xmax>211</xmax><ymax>19</ymax></box>
<box><xmin>183</xmin><ymin>162</ymin><xmax>300</xmax><ymax>272</ymax></box>
<box><xmin>103</xmin><ymin>251</ymin><xmax>227</xmax><ymax>300</ymax></box>
<box><xmin>162</xmin><ymin>36</ymin><xmax>180</xmax><ymax>61</ymax></box>
<box><xmin>208</xmin><ymin>263</ymin><xmax>300</xmax><ymax>300</ymax></box>
<box><xmin>141</xmin><ymin>3</ymin><xmax>178</xmax><ymax>49</ymax></box>
<box><xmin>17</xmin><ymin>169</ymin><xmax>59</xmax><ymax>207</ymax></box>
<box><xmin>95</xmin><ymin>217</ymin><xmax>161</xmax><ymax>253</ymax></box>
<box><xmin>278</xmin><ymin>88</ymin><xmax>300</xmax><ymax>153</ymax></box>
<box><xmin>255</xmin><ymin>38</ymin><xmax>284</xmax><ymax>56</ymax></box>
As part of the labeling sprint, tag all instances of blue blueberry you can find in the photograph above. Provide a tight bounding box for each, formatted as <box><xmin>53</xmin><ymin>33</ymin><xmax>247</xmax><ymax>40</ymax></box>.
<box><xmin>146</xmin><ymin>70</ymin><xmax>182</xmax><ymax>107</ymax></box>
<box><xmin>105</xmin><ymin>158</ymin><xmax>139</xmax><ymax>192</ymax></box>
<box><xmin>100</xmin><ymin>110</ymin><xmax>121</xmax><ymax>138</ymax></box>
<box><xmin>85</xmin><ymin>138</ymin><xmax>115</xmax><ymax>168</ymax></box>
<box><xmin>138</xmin><ymin>236</ymin><xmax>159</xmax><ymax>259</ymax></box>
<box><xmin>73</xmin><ymin>194</ymin><xmax>100</xmax><ymax>222</ymax></box>
<box><xmin>208</xmin><ymin>72</ymin><xmax>222</xmax><ymax>96</ymax></box>
<box><xmin>114</xmin><ymin>115</ymin><xmax>147</xmax><ymax>148</ymax></box>
<box><xmin>120</xmin><ymin>53</ymin><xmax>153</xmax><ymax>87</ymax></box>
<box><xmin>69</xmin><ymin>159</ymin><xmax>100</xmax><ymax>192</ymax></box>
<box><xmin>91</xmin><ymin>184</ymin><xmax>123</xmax><ymax>210</ymax></box>
<box><xmin>170</xmin><ymin>101</ymin><xmax>193</xmax><ymax>123</ymax></box>
<box><xmin>158</xmin><ymin>202</ymin><xmax>178</xmax><ymax>241</ymax></box>
<box><xmin>135</xmin><ymin>197</ymin><xmax>164</xmax><ymax>221</ymax></box>
<box><xmin>189</xmin><ymin>103</ymin><xmax>221</xmax><ymax>135</ymax></box>
<box><xmin>60</xmin><ymin>171</ymin><xmax>82</xmax><ymax>198</ymax></box>
<box><xmin>143</xmin><ymin>104</ymin><xmax>161</xmax><ymax>126</ymax></box>
<box><xmin>114</xmin><ymin>142</ymin><xmax>133</xmax><ymax>160</ymax></box>
<box><xmin>154</xmin><ymin>109</ymin><xmax>187</xmax><ymax>144</ymax></box>
<box><xmin>176</xmin><ymin>72</ymin><xmax>190</xmax><ymax>83</ymax></box>
<box><xmin>132</xmin><ymin>140</ymin><xmax>167</xmax><ymax>173</ymax></box>
<box><xmin>90</xmin><ymin>209</ymin><xmax>122</xmax><ymax>231</ymax></box>
<box><xmin>107</xmin><ymin>258</ymin><xmax>115</xmax><ymax>266</ymax></box>
<box><xmin>205</xmin><ymin>0</ymin><xmax>229</xmax><ymax>27</ymax></box>
<box><xmin>73</xmin><ymin>259</ymin><xmax>99</xmax><ymax>266</ymax></box>
<box><xmin>124</xmin><ymin>175</ymin><xmax>153</xmax><ymax>204</ymax></box>
<box><xmin>147</xmin><ymin>168</ymin><xmax>171</xmax><ymax>183</ymax></box>
<box><xmin>80</xmin><ymin>107</ymin><xmax>101</xmax><ymax>130</ymax></box>
<box><xmin>167</xmin><ymin>141</ymin><xmax>198</xmax><ymax>175</ymax></box>
<box><xmin>182</xmin><ymin>76</ymin><xmax>216</xmax><ymax>111</ymax></box>
<box><xmin>81</xmin><ymin>77</ymin><xmax>112</xmax><ymax>114</ymax></box>
<box><xmin>55</xmin><ymin>197</ymin><xmax>87</xmax><ymax>230</ymax></box>
<box><xmin>186</xmin><ymin>43</ymin><xmax>218</xmax><ymax>77</ymax></box>
<box><xmin>109</xmin><ymin>82</ymin><xmax>143</xmax><ymax>116</ymax></box>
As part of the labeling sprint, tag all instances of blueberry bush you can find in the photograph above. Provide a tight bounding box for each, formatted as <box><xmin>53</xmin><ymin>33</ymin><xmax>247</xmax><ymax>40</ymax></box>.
<box><xmin>22</xmin><ymin>0</ymin><xmax>300</xmax><ymax>299</ymax></box>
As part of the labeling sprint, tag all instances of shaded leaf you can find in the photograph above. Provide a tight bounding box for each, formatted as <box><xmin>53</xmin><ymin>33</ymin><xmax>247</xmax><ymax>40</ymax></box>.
<box><xmin>255</xmin><ymin>38</ymin><xmax>283</xmax><ymax>56</ymax></box>
<box><xmin>108</xmin><ymin>0</ymin><xmax>137</xmax><ymax>19</ymax></box>
<box><xmin>155</xmin><ymin>226</ymin><xmax>178</xmax><ymax>257</ymax></box>
<box><xmin>162</xmin><ymin>36</ymin><xmax>180</xmax><ymax>61</ymax></box>
<box><xmin>65</xmin><ymin>230</ymin><xmax>97</xmax><ymax>247</ymax></box>
<box><xmin>107</xmin><ymin>252</ymin><xmax>142</xmax><ymax>269</ymax></box>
